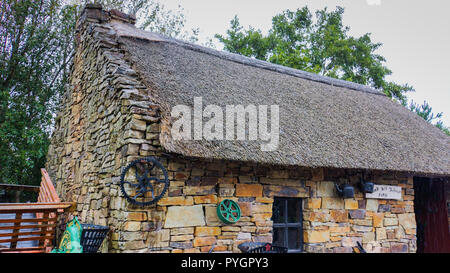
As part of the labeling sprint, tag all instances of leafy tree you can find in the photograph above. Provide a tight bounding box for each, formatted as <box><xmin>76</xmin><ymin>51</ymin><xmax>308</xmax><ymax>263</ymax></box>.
<box><xmin>0</xmin><ymin>0</ymin><xmax>199</xmax><ymax>191</ymax></box>
<box><xmin>436</xmin><ymin>121</ymin><xmax>450</xmax><ymax>136</ymax></box>
<box><xmin>215</xmin><ymin>7</ymin><xmax>413</xmax><ymax>104</ymax></box>
<box><xmin>409</xmin><ymin>101</ymin><xmax>450</xmax><ymax>136</ymax></box>
<box><xmin>0</xmin><ymin>0</ymin><xmax>75</xmax><ymax>188</ymax></box>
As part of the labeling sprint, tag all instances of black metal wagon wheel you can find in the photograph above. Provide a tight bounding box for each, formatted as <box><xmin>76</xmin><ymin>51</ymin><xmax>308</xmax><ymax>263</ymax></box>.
<box><xmin>120</xmin><ymin>157</ymin><xmax>169</xmax><ymax>206</ymax></box>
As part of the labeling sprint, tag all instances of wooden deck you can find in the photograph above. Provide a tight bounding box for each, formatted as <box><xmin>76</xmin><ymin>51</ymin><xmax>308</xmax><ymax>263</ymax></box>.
<box><xmin>0</xmin><ymin>169</ymin><xmax>75</xmax><ymax>253</ymax></box>
<box><xmin>0</xmin><ymin>213</ymin><xmax>38</xmax><ymax>249</ymax></box>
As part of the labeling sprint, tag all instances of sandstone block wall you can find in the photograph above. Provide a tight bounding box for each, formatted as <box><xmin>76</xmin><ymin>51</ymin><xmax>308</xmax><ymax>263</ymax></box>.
<box><xmin>115</xmin><ymin>158</ymin><xmax>416</xmax><ymax>253</ymax></box>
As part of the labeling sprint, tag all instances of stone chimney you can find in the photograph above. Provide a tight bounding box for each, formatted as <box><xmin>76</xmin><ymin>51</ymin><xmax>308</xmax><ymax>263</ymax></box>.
<box><xmin>75</xmin><ymin>4</ymin><xmax>137</xmax><ymax>47</ymax></box>
<box><xmin>77</xmin><ymin>4</ymin><xmax>136</xmax><ymax>27</ymax></box>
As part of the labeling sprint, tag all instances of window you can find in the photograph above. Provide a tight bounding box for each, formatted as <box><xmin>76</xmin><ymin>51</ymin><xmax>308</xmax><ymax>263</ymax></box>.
<box><xmin>271</xmin><ymin>197</ymin><xmax>303</xmax><ymax>252</ymax></box>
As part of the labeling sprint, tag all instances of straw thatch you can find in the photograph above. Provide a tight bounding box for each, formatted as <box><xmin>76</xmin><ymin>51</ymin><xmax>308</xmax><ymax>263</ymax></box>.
<box><xmin>109</xmin><ymin>20</ymin><xmax>450</xmax><ymax>176</ymax></box>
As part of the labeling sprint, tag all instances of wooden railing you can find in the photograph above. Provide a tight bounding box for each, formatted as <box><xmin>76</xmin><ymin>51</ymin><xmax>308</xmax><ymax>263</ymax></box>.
<box><xmin>0</xmin><ymin>169</ymin><xmax>75</xmax><ymax>253</ymax></box>
<box><xmin>37</xmin><ymin>169</ymin><xmax>61</xmax><ymax>203</ymax></box>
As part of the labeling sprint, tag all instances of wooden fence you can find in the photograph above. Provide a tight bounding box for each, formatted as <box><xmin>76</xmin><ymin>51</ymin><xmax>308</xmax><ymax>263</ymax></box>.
<box><xmin>0</xmin><ymin>169</ymin><xmax>75</xmax><ymax>253</ymax></box>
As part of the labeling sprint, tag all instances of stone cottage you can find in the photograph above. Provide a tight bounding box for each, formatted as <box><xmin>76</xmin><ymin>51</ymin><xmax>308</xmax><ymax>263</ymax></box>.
<box><xmin>46</xmin><ymin>4</ymin><xmax>450</xmax><ymax>253</ymax></box>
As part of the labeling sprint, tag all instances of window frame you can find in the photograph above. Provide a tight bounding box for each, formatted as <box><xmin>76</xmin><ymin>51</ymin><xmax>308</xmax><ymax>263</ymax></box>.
<box><xmin>272</xmin><ymin>197</ymin><xmax>303</xmax><ymax>253</ymax></box>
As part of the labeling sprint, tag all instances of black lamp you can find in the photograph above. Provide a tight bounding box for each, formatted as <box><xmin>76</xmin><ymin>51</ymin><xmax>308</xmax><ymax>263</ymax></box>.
<box><xmin>360</xmin><ymin>174</ymin><xmax>375</xmax><ymax>193</ymax></box>
<box><xmin>335</xmin><ymin>183</ymin><xmax>355</xmax><ymax>198</ymax></box>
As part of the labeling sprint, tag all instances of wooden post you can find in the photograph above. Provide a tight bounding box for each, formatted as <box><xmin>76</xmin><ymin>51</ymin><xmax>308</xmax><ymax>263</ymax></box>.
<box><xmin>14</xmin><ymin>191</ymin><xmax>20</xmax><ymax>203</ymax></box>
<box><xmin>39</xmin><ymin>212</ymin><xmax>49</xmax><ymax>248</ymax></box>
<box><xmin>10</xmin><ymin>213</ymin><xmax>22</xmax><ymax>249</ymax></box>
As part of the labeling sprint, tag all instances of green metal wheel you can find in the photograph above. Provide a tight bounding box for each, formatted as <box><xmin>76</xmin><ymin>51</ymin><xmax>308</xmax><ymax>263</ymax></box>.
<box><xmin>217</xmin><ymin>199</ymin><xmax>241</xmax><ymax>224</ymax></box>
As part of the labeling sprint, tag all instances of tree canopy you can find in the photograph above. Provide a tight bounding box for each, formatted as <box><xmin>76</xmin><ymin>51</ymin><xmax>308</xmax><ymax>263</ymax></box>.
<box><xmin>215</xmin><ymin>7</ymin><xmax>414</xmax><ymax>103</ymax></box>
<box><xmin>0</xmin><ymin>0</ymin><xmax>73</xmax><ymax>187</ymax></box>
<box><xmin>0</xmin><ymin>0</ymin><xmax>197</xmax><ymax>190</ymax></box>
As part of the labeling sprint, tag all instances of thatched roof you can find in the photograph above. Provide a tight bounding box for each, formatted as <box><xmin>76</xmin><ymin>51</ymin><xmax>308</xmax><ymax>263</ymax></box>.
<box><xmin>106</xmin><ymin>18</ymin><xmax>449</xmax><ymax>176</ymax></box>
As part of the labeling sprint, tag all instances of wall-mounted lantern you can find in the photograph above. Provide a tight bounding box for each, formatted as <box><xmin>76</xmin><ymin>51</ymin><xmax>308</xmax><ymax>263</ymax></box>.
<box><xmin>360</xmin><ymin>179</ymin><xmax>375</xmax><ymax>193</ymax></box>
<box><xmin>335</xmin><ymin>183</ymin><xmax>355</xmax><ymax>198</ymax></box>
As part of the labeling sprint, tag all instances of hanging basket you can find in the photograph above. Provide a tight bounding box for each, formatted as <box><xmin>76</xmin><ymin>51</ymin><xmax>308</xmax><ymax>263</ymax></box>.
<box><xmin>217</xmin><ymin>199</ymin><xmax>241</xmax><ymax>224</ymax></box>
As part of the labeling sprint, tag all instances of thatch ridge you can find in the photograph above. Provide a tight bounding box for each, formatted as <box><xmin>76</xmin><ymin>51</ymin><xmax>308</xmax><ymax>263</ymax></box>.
<box><xmin>110</xmin><ymin>21</ymin><xmax>383</xmax><ymax>96</ymax></box>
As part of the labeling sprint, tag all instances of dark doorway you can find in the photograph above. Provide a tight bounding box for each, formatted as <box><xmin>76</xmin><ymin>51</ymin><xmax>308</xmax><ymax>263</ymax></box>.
<box><xmin>413</xmin><ymin>177</ymin><xmax>450</xmax><ymax>253</ymax></box>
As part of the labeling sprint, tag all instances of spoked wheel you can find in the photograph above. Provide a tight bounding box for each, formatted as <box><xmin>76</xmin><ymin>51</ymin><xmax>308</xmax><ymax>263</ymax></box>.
<box><xmin>217</xmin><ymin>199</ymin><xmax>241</xmax><ymax>224</ymax></box>
<box><xmin>119</xmin><ymin>157</ymin><xmax>169</xmax><ymax>206</ymax></box>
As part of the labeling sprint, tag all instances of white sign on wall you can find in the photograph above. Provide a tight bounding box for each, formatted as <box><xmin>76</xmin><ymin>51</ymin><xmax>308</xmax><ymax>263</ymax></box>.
<box><xmin>365</xmin><ymin>185</ymin><xmax>402</xmax><ymax>200</ymax></box>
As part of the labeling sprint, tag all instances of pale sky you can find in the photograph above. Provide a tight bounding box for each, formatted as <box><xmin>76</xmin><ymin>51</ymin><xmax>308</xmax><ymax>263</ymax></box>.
<box><xmin>161</xmin><ymin>0</ymin><xmax>450</xmax><ymax>125</ymax></box>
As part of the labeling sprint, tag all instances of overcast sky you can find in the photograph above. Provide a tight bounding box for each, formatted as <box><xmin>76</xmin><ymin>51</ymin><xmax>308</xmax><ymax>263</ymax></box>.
<box><xmin>161</xmin><ymin>0</ymin><xmax>450</xmax><ymax>125</ymax></box>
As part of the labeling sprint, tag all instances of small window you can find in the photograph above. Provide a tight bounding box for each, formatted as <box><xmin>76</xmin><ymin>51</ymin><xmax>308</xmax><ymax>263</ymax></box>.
<box><xmin>271</xmin><ymin>197</ymin><xmax>303</xmax><ymax>252</ymax></box>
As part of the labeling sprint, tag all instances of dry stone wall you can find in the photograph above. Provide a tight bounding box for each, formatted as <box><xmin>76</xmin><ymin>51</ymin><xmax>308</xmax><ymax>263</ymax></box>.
<box><xmin>46</xmin><ymin>6</ymin><xmax>163</xmax><ymax>251</ymax></box>
<box><xmin>46</xmin><ymin>5</ymin><xmax>417</xmax><ymax>253</ymax></box>
<box><xmin>125</xmin><ymin>158</ymin><xmax>416</xmax><ymax>253</ymax></box>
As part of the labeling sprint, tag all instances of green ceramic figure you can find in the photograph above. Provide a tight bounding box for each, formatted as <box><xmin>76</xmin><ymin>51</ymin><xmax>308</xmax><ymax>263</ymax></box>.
<box><xmin>51</xmin><ymin>216</ymin><xmax>83</xmax><ymax>253</ymax></box>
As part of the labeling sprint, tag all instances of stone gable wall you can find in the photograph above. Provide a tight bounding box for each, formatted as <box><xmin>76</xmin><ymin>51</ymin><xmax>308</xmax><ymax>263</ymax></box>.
<box><xmin>45</xmin><ymin>7</ymin><xmax>164</xmax><ymax>250</ymax></box>
<box><xmin>46</xmin><ymin>6</ymin><xmax>417</xmax><ymax>253</ymax></box>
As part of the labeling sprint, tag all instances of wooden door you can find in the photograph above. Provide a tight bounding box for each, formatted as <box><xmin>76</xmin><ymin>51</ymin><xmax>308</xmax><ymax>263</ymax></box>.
<box><xmin>414</xmin><ymin>177</ymin><xmax>450</xmax><ymax>253</ymax></box>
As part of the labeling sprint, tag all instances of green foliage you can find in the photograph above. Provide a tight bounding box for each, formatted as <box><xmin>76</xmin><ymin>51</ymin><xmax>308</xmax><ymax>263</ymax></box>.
<box><xmin>409</xmin><ymin>101</ymin><xmax>450</xmax><ymax>136</ymax></box>
<box><xmin>216</xmin><ymin>6</ymin><xmax>448</xmax><ymax>135</ymax></box>
<box><xmin>216</xmin><ymin>6</ymin><xmax>413</xmax><ymax>104</ymax></box>
<box><xmin>409</xmin><ymin>100</ymin><xmax>442</xmax><ymax>123</ymax></box>
<box><xmin>0</xmin><ymin>0</ymin><xmax>76</xmax><ymax>186</ymax></box>
<box><xmin>435</xmin><ymin>121</ymin><xmax>450</xmax><ymax>136</ymax></box>
<box><xmin>0</xmin><ymin>0</ymin><xmax>198</xmax><ymax>189</ymax></box>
